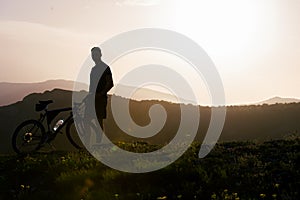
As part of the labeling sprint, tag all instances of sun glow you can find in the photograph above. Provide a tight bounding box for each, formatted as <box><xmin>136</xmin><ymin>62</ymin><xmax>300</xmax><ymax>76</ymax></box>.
<box><xmin>170</xmin><ymin>0</ymin><xmax>261</xmax><ymax>61</ymax></box>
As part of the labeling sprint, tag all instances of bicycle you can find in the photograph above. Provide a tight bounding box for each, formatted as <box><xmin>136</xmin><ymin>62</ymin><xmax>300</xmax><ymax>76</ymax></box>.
<box><xmin>12</xmin><ymin>99</ymin><xmax>96</xmax><ymax>154</ymax></box>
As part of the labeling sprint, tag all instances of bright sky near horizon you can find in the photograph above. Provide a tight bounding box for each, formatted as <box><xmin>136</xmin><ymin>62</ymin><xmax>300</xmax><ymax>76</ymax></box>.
<box><xmin>0</xmin><ymin>0</ymin><xmax>299</xmax><ymax>105</ymax></box>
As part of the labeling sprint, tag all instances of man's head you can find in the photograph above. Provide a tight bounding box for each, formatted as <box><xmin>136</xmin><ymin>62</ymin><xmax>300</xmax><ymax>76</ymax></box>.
<box><xmin>91</xmin><ymin>47</ymin><xmax>102</xmax><ymax>64</ymax></box>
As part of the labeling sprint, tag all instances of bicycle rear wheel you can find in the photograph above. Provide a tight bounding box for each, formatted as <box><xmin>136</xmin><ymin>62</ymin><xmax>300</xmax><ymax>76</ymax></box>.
<box><xmin>66</xmin><ymin>119</ymin><xmax>85</xmax><ymax>149</ymax></box>
<box><xmin>12</xmin><ymin>120</ymin><xmax>45</xmax><ymax>154</ymax></box>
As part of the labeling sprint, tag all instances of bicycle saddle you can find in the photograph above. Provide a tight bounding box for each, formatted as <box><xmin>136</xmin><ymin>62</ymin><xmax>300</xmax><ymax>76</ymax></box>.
<box><xmin>39</xmin><ymin>100</ymin><xmax>54</xmax><ymax>105</ymax></box>
<box><xmin>35</xmin><ymin>100</ymin><xmax>54</xmax><ymax>111</ymax></box>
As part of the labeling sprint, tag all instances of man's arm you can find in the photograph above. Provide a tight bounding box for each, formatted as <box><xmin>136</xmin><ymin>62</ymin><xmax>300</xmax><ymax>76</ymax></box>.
<box><xmin>89</xmin><ymin>67</ymin><xmax>97</xmax><ymax>95</ymax></box>
<box><xmin>100</xmin><ymin>68</ymin><xmax>114</xmax><ymax>95</ymax></box>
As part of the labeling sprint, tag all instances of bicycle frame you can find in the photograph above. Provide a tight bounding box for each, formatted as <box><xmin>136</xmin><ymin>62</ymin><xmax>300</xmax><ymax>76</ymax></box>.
<box><xmin>37</xmin><ymin>107</ymin><xmax>73</xmax><ymax>138</ymax></box>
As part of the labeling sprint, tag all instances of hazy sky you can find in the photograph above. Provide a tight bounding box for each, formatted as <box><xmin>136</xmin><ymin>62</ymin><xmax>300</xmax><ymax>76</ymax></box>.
<box><xmin>0</xmin><ymin>0</ymin><xmax>299</xmax><ymax>104</ymax></box>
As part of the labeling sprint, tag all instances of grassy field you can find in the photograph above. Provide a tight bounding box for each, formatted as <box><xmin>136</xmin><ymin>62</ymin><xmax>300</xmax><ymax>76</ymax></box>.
<box><xmin>0</xmin><ymin>137</ymin><xmax>299</xmax><ymax>200</ymax></box>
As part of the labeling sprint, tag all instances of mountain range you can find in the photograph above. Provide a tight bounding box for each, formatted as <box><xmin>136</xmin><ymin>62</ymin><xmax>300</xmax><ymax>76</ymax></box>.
<box><xmin>0</xmin><ymin>79</ymin><xmax>87</xmax><ymax>106</ymax></box>
<box><xmin>0</xmin><ymin>79</ymin><xmax>299</xmax><ymax>106</ymax></box>
<box><xmin>257</xmin><ymin>96</ymin><xmax>300</xmax><ymax>105</ymax></box>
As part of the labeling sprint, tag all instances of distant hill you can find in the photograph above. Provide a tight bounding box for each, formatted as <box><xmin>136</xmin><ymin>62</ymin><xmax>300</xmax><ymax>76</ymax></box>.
<box><xmin>1</xmin><ymin>89</ymin><xmax>300</xmax><ymax>154</ymax></box>
<box><xmin>0</xmin><ymin>80</ymin><xmax>88</xmax><ymax>106</ymax></box>
<box><xmin>110</xmin><ymin>84</ymin><xmax>193</xmax><ymax>104</ymax></box>
<box><xmin>0</xmin><ymin>79</ymin><xmax>194</xmax><ymax>107</ymax></box>
<box><xmin>256</xmin><ymin>96</ymin><xmax>300</xmax><ymax>105</ymax></box>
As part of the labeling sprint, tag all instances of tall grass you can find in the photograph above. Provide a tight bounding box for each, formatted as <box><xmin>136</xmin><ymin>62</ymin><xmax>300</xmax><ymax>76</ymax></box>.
<box><xmin>0</xmin><ymin>137</ymin><xmax>299</xmax><ymax>199</ymax></box>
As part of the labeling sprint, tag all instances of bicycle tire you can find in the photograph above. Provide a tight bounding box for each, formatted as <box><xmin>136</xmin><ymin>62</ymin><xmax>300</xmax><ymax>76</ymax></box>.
<box><xmin>12</xmin><ymin>119</ymin><xmax>45</xmax><ymax>154</ymax></box>
<box><xmin>66</xmin><ymin>119</ymin><xmax>85</xmax><ymax>149</ymax></box>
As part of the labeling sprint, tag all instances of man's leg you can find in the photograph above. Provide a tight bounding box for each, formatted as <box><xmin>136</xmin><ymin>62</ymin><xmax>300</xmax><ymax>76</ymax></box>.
<box><xmin>96</xmin><ymin>117</ymin><xmax>104</xmax><ymax>143</ymax></box>
<box><xmin>95</xmin><ymin>95</ymin><xmax>107</xmax><ymax>144</ymax></box>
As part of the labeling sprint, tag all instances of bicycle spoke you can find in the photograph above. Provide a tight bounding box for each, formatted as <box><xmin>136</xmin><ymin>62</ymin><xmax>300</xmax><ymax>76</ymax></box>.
<box><xmin>21</xmin><ymin>141</ymin><xmax>39</xmax><ymax>146</ymax></box>
<box><xmin>31</xmin><ymin>135</ymin><xmax>42</xmax><ymax>138</ymax></box>
<box><xmin>20</xmin><ymin>142</ymin><xmax>27</xmax><ymax>147</ymax></box>
<box><xmin>25</xmin><ymin>142</ymin><xmax>40</xmax><ymax>146</ymax></box>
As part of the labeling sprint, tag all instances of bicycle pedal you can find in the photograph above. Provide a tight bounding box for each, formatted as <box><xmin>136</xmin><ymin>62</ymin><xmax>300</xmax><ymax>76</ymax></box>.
<box><xmin>40</xmin><ymin>135</ymin><xmax>49</xmax><ymax>146</ymax></box>
<box><xmin>47</xmin><ymin>142</ymin><xmax>57</xmax><ymax>151</ymax></box>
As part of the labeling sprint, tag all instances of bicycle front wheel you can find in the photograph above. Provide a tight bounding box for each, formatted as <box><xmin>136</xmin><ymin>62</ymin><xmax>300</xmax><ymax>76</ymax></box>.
<box><xmin>12</xmin><ymin>120</ymin><xmax>45</xmax><ymax>154</ymax></box>
<box><xmin>66</xmin><ymin>119</ymin><xmax>85</xmax><ymax>149</ymax></box>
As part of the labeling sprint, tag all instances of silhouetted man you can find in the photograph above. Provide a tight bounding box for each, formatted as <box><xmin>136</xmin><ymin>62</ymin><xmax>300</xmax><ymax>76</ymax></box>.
<box><xmin>89</xmin><ymin>47</ymin><xmax>114</xmax><ymax>143</ymax></box>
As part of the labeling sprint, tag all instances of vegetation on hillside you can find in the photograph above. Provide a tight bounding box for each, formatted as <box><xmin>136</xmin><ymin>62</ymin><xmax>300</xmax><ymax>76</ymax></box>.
<box><xmin>0</xmin><ymin>136</ymin><xmax>299</xmax><ymax>200</ymax></box>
